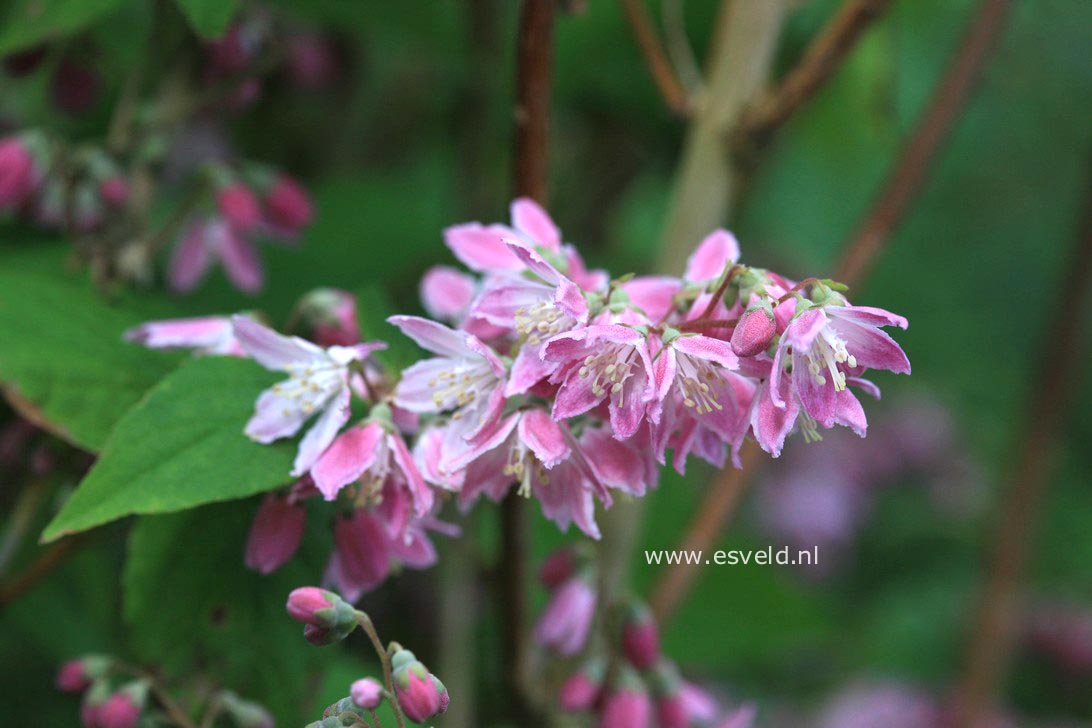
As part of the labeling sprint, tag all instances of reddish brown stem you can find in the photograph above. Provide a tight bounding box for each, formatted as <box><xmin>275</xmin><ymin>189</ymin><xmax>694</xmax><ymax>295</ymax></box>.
<box><xmin>617</xmin><ymin>0</ymin><xmax>691</xmax><ymax>115</ymax></box>
<box><xmin>737</xmin><ymin>0</ymin><xmax>893</xmax><ymax>150</ymax></box>
<box><xmin>697</xmin><ymin>264</ymin><xmax>742</xmax><ymax>320</ymax></box>
<box><xmin>678</xmin><ymin>318</ymin><xmax>738</xmax><ymax>332</ymax></box>
<box><xmin>950</xmin><ymin>170</ymin><xmax>1092</xmax><ymax>727</ymax></box>
<box><xmin>836</xmin><ymin>0</ymin><xmax>1012</xmax><ymax>287</ymax></box>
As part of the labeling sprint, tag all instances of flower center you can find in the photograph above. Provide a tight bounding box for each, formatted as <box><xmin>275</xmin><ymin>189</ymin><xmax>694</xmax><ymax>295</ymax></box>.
<box><xmin>273</xmin><ymin>360</ymin><xmax>344</xmax><ymax>415</ymax></box>
<box><xmin>578</xmin><ymin>344</ymin><xmax>637</xmax><ymax>406</ymax></box>
<box><xmin>503</xmin><ymin>440</ymin><xmax>549</xmax><ymax>498</ymax></box>
<box><xmin>806</xmin><ymin>327</ymin><xmax>856</xmax><ymax>391</ymax></box>
<box><xmin>514</xmin><ymin>301</ymin><xmax>568</xmax><ymax>346</ymax></box>
<box><xmin>427</xmin><ymin>361</ymin><xmax>493</xmax><ymax>413</ymax></box>
<box><xmin>676</xmin><ymin>353</ymin><xmax>725</xmax><ymax>415</ymax></box>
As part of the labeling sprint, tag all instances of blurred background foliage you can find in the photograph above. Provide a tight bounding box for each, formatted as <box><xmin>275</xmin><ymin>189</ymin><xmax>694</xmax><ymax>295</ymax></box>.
<box><xmin>0</xmin><ymin>0</ymin><xmax>1090</xmax><ymax>725</ymax></box>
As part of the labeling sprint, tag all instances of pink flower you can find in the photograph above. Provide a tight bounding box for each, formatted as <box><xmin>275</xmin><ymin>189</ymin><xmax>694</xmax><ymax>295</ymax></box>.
<box><xmin>472</xmin><ymin>241</ymin><xmax>589</xmax><ymax>396</ymax></box>
<box><xmin>0</xmin><ymin>135</ymin><xmax>40</xmax><ymax>211</ymax></box>
<box><xmin>716</xmin><ymin>704</ymin><xmax>758</xmax><ymax>728</ymax></box>
<box><xmin>684</xmin><ymin>229</ymin><xmax>740</xmax><ymax>284</ymax></box>
<box><xmin>169</xmin><ymin>218</ymin><xmax>263</xmax><ymax>294</ymax></box>
<box><xmin>98</xmin><ymin>177</ymin><xmax>129</xmax><ymax>208</ymax></box>
<box><xmin>443</xmin><ymin>197</ymin><xmax>564</xmax><ymax>274</ymax></box>
<box><xmin>816</xmin><ymin>682</ymin><xmax>936</xmax><ymax>728</ymax></box>
<box><xmin>350</xmin><ymin>678</ymin><xmax>384</xmax><ymax>710</ymax></box>
<box><xmin>600</xmin><ymin>684</ymin><xmax>652</xmax><ymax>728</ymax></box>
<box><xmin>656</xmin><ymin>694</ymin><xmax>688</xmax><ymax>728</ymax></box>
<box><xmin>310</xmin><ymin>420</ymin><xmax>433</xmax><ymax>517</ymax></box>
<box><xmin>232</xmin><ymin>316</ymin><xmax>386</xmax><ymax>476</ymax></box>
<box><xmin>544</xmin><ymin>324</ymin><xmax>655</xmax><ymax>440</ymax></box>
<box><xmin>244</xmin><ymin>493</ymin><xmax>306</xmax><ymax>574</ymax></box>
<box><xmin>420</xmin><ymin>265</ymin><xmax>477</xmax><ymax>323</ymax></box>
<box><xmin>264</xmin><ymin>175</ymin><xmax>313</xmax><ymax>234</ymax></box>
<box><xmin>285</xmin><ymin>32</ymin><xmax>339</xmax><ymax>89</ymax></box>
<box><xmin>329</xmin><ymin>509</ymin><xmax>392</xmax><ymax>598</ymax></box>
<box><xmin>217</xmin><ymin>182</ymin><xmax>262</xmax><ymax>233</ymax></box>
<box><xmin>124</xmin><ymin>315</ymin><xmax>244</xmax><ymax>356</ymax></box>
<box><xmin>535</xmin><ymin>575</ymin><xmax>596</xmax><ymax>656</ymax></box>
<box><xmin>388</xmin><ymin>315</ymin><xmax>506</xmax><ymax>441</ymax></box>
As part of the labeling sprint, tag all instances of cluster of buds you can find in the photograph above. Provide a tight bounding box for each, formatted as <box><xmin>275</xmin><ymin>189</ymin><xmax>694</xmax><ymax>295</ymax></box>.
<box><xmin>288</xmin><ymin>589</ymin><xmax>449</xmax><ymax>725</ymax></box>
<box><xmin>0</xmin><ymin>131</ymin><xmax>128</xmax><ymax>232</ymax></box>
<box><xmin>537</xmin><ymin>548</ymin><xmax>754</xmax><ymax>727</ymax></box>
<box><xmin>128</xmin><ymin>198</ymin><xmax>909</xmax><ymax>592</ymax></box>
<box><xmin>56</xmin><ymin>654</ymin><xmax>272</xmax><ymax>728</ymax></box>
<box><xmin>169</xmin><ymin>164</ymin><xmax>313</xmax><ymax>294</ymax></box>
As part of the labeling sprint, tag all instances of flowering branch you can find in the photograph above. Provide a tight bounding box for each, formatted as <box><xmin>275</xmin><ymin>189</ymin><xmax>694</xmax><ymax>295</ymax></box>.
<box><xmin>617</xmin><ymin>0</ymin><xmax>692</xmax><ymax>115</ymax></box>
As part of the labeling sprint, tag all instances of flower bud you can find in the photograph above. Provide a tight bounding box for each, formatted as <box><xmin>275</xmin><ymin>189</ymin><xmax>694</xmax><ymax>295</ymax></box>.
<box><xmin>99</xmin><ymin>177</ymin><xmax>129</xmax><ymax>208</ymax></box>
<box><xmin>534</xmin><ymin>575</ymin><xmax>596</xmax><ymax>656</ymax></box>
<box><xmin>285</xmin><ymin>587</ymin><xmax>359</xmax><ymax>645</ymax></box>
<box><xmin>296</xmin><ymin>288</ymin><xmax>360</xmax><ymax>347</ymax></box>
<box><xmin>730</xmin><ymin>306</ymin><xmax>776</xmax><ymax>357</ymax></box>
<box><xmin>559</xmin><ymin>662</ymin><xmax>603</xmax><ymax>712</ymax></box>
<box><xmin>81</xmin><ymin>680</ymin><xmax>111</xmax><ymax>728</ymax></box>
<box><xmin>392</xmin><ymin>648</ymin><xmax>448</xmax><ymax>722</ymax></box>
<box><xmin>350</xmin><ymin>677</ymin><xmax>384</xmax><ymax>710</ymax></box>
<box><xmin>97</xmin><ymin>682</ymin><xmax>147</xmax><ymax>728</ymax></box>
<box><xmin>0</xmin><ymin>135</ymin><xmax>39</xmax><ymax>211</ymax></box>
<box><xmin>621</xmin><ymin>605</ymin><xmax>660</xmax><ymax>671</ymax></box>
<box><xmin>245</xmin><ymin>493</ymin><xmax>306</xmax><ymax>574</ymax></box>
<box><xmin>656</xmin><ymin>694</ymin><xmax>688</xmax><ymax>728</ymax></box>
<box><xmin>56</xmin><ymin>655</ymin><xmax>112</xmax><ymax>693</ymax></box>
<box><xmin>217</xmin><ymin>182</ymin><xmax>262</xmax><ymax>233</ymax></box>
<box><xmin>219</xmin><ymin>691</ymin><xmax>274</xmax><ymax>728</ymax></box>
<box><xmin>539</xmin><ymin>548</ymin><xmax>577</xmax><ymax>590</ymax></box>
<box><xmin>264</xmin><ymin>175</ymin><xmax>313</xmax><ymax>233</ymax></box>
<box><xmin>601</xmin><ymin>672</ymin><xmax>652</xmax><ymax>728</ymax></box>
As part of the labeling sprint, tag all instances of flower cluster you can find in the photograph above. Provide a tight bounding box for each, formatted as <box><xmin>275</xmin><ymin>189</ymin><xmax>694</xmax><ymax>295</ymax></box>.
<box><xmin>536</xmin><ymin>548</ymin><xmax>756</xmax><ymax>728</ymax></box>
<box><xmin>56</xmin><ymin>654</ymin><xmax>271</xmax><ymax>728</ymax></box>
<box><xmin>287</xmin><ymin>588</ymin><xmax>449</xmax><ymax>726</ymax></box>
<box><xmin>128</xmin><ymin>198</ymin><xmax>909</xmax><ymax>592</ymax></box>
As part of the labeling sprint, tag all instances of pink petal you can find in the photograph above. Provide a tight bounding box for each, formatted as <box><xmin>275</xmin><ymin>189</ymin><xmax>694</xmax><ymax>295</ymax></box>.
<box><xmin>244</xmin><ymin>494</ymin><xmax>306</xmax><ymax>574</ymax></box>
<box><xmin>310</xmin><ymin>423</ymin><xmax>383</xmax><ymax>500</ymax></box>
<box><xmin>751</xmin><ymin>380</ymin><xmax>799</xmax><ymax>458</ymax></box>
<box><xmin>124</xmin><ymin>316</ymin><xmax>232</xmax><ymax>350</ymax></box>
<box><xmin>292</xmin><ymin>388</ymin><xmax>351</xmax><ymax>476</ymax></box>
<box><xmin>215</xmin><ymin>226</ymin><xmax>264</xmax><ymax>293</ymax></box>
<box><xmin>390</xmin><ymin>527</ymin><xmax>438</xmax><ymax>569</ymax></box>
<box><xmin>518</xmin><ymin>409</ymin><xmax>570</xmax><ymax>467</ymax></box>
<box><xmin>510</xmin><ymin>197</ymin><xmax>561</xmax><ymax>251</ymax></box>
<box><xmin>793</xmin><ymin>350</ymin><xmax>837</xmax><ymax>427</ymax></box>
<box><xmin>673</xmin><ymin>334</ymin><xmax>739</xmax><ymax>370</ymax></box>
<box><xmin>168</xmin><ymin>221</ymin><xmax>212</xmax><ymax>292</ymax></box>
<box><xmin>393</xmin><ymin>358</ymin><xmax>454</xmax><ymax>413</ymax></box>
<box><xmin>420</xmin><ymin>265</ymin><xmax>477</xmax><ymax>321</ymax></box>
<box><xmin>334</xmin><ymin>510</ymin><xmax>391</xmax><ymax>595</ymax></box>
<box><xmin>387</xmin><ymin>315</ymin><xmax>472</xmax><ymax>358</ymax></box>
<box><xmin>830</xmin><ymin>304</ymin><xmax>908</xmax><ymax>329</ymax></box>
<box><xmin>829</xmin><ymin>318</ymin><xmax>911</xmax><ymax>374</ymax></box>
<box><xmin>446</xmin><ymin>412</ymin><xmax>519</xmax><ymax>471</ymax></box>
<box><xmin>232</xmin><ymin>315</ymin><xmax>325</xmax><ymax>370</ymax></box>
<box><xmin>245</xmin><ymin>388</ymin><xmax>309</xmax><ymax>443</ymax></box>
<box><xmin>684</xmin><ymin>229</ymin><xmax>739</xmax><ymax>282</ymax></box>
<box><xmin>783</xmin><ymin>308</ymin><xmax>829</xmax><ymax>350</ymax></box>
<box><xmin>624</xmin><ymin>276</ymin><xmax>681</xmax><ymax>322</ymax></box>
<box><xmin>832</xmin><ymin>387</ymin><xmax>868</xmax><ymax>437</ymax></box>
<box><xmin>506</xmin><ymin>345</ymin><xmax>557</xmax><ymax>396</ymax></box>
<box><xmin>389</xmin><ymin>432</ymin><xmax>433</xmax><ymax>517</ymax></box>
<box><xmin>582</xmin><ymin>428</ymin><xmax>646</xmax><ymax>496</ymax></box>
<box><xmin>443</xmin><ymin>222</ymin><xmax>523</xmax><ymax>272</ymax></box>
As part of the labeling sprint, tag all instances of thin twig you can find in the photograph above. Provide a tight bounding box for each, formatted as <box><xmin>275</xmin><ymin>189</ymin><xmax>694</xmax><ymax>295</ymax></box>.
<box><xmin>150</xmin><ymin>682</ymin><xmax>198</xmax><ymax>728</ymax></box>
<box><xmin>0</xmin><ymin>535</ymin><xmax>87</xmax><ymax>606</ymax></box>
<box><xmin>617</xmin><ymin>0</ymin><xmax>691</xmax><ymax>115</ymax></box>
<box><xmin>950</xmin><ymin>168</ymin><xmax>1092</xmax><ymax>728</ymax></box>
<box><xmin>736</xmin><ymin>0</ymin><xmax>893</xmax><ymax>151</ymax></box>
<box><xmin>836</xmin><ymin>0</ymin><xmax>1013</xmax><ymax>287</ymax></box>
<box><xmin>661</xmin><ymin>0</ymin><xmax>704</xmax><ymax>95</ymax></box>
<box><xmin>651</xmin><ymin>0</ymin><xmax>1013</xmax><ymax>626</ymax></box>
<box><xmin>356</xmin><ymin>615</ymin><xmax>406</xmax><ymax>728</ymax></box>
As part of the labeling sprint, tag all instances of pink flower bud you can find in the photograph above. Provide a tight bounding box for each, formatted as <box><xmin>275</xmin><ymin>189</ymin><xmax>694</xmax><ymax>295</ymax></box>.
<box><xmin>52</xmin><ymin>58</ymin><xmax>100</xmax><ymax>115</ymax></box>
<box><xmin>0</xmin><ymin>136</ymin><xmax>39</xmax><ymax>211</ymax></box>
<box><xmin>539</xmin><ymin>548</ymin><xmax>576</xmax><ymax>590</ymax></box>
<box><xmin>217</xmin><ymin>183</ymin><xmax>262</xmax><ymax>233</ymax></box>
<box><xmin>286</xmin><ymin>587</ymin><xmax>358</xmax><ymax>645</ymax></box>
<box><xmin>535</xmin><ymin>576</ymin><xmax>596</xmax><ymax>656</ymax></box>
<box><xmin>99</xmin><ymin>177</ymin><xmax>129</xmax><ymax>208</ymax></box>
<box><xmin>245</xmin><ymin>494</ymin><xmax>306</xmax><ymax>574</ymax></box>
<box><xmin>350</xmin><ymin>677</ymin><xmax>384</xmax><ymax>710</ymax></box>
<box><xmin>97</xmin><ymin>692</ymin><xmax>141</xmax><ymax>728</ymax></box>
<box><xmin>392</xmin><ymin>649</ymin><xmax>448</xmax><ymax>722</ymax></box>
<box><xmin>56</xmin><ymin>656</ymin><xmax>111</xmax><ymax>693</ymax></box>
<box><xmin>730</xmin><ymin>306</ymin><xmax>776</xmax><ymax>357</ymax></box>
<box><xmin>559</xmin><ymin>666</ymin><xmax>602</xmax><ymax>712</ymax></box>
<box><xmin>601</xmin><ymin>685</ymin><xmax>652</xmax><ymax>728</ymax></box>
<box><xmin>296</xmin><ymin>288</ymin><xmax>360</xmax><ymax>347</ymax></box>
<box><xmin>264</xmin><ymin>175</ymin><xmax>313</xmax><ymax>233</ymax></box>
<box><xmin>656</xmin><ymin>694</ymin><xmax>688</xmax><ymax>728</ymax></box>
<box><xmin>621</xmin><ymin>607</ymin><xmax>660</xmax><ymax>671</ymax></box>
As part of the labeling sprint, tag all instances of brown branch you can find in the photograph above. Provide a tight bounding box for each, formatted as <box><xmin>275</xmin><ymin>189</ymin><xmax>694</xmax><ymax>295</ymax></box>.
<box><xmin>836</xmin><ymin>0</ymin><xmax>1013</xmax><ymax>287</ymax></box>
<box><xmin>737</xmin><ymin>0</ymin><xmax>894</xmax><ymax>150</ymax></box>
<box><xmin>950</xmin><ymin>168</ymin><xmax>1092</xmax><ymax>728</ymax></box>
<box><xmin>0</xmin><ymin>535</ymin><xmax>86</xmax><ymax>606</ymax></box>
<box><xmin>651</xmin><ymin>0</ymin><xmax>1013</xmax><ymax>626</ymax></box>
<box><xmin>617</xmin><ymin>0</ymin><xmax>691</xmax><ymax>115</ymax></box>
<box><xmin>502</xmin><ymin>0</ymin><xmax>555</xmax><ymax>722</ymax></box>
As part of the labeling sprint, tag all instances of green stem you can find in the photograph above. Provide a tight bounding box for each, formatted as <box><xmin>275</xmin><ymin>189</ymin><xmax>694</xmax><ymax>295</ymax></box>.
<box><xmin>355</xmin><ymin>613</ymin><xmax>406</xmax><ymax>728</ymax></box>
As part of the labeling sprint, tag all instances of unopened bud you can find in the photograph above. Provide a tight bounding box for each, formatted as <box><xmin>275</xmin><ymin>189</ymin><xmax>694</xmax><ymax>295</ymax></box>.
<box><xmin>730</xmin><ymin>306</ymin><xmax>776</xmax><ymax>357</ymax></box>
<box><xmin>350</xmin><ymin>677</ymin><xmax>384</xmax><ymax>710</ymax></box>
<box><xmin>296</xmin><ymin>288</ymin><xmax>359</xmax><ymax>347</ymax></box>
<box><xmin>96</xmin><ymin>682</ymin><xmax>147</xmax><ymax>728</ymax></box>
<box><xmin>56</xmin><ymin>656</ymin><xmax>111</xmax><ymax>693</ymax></box>
<box><xmin>99</xmin><ymin>177</ymin><xmax>129</xmax><ymax>208</ymax></box>
<box><xmin>286</xmin><ymin>587</ymin><xmax>359</xmax><ymax>645</ymax></box>
<box><xmin>264</xmin><ymin>175</ymin><xmax>313</xmax><ymax>233</ymax></box>
<box><xmin>245</xmin><ymin>494</ymin><xmax>306</xmax><ymax>575</ymax></box>
<box><xmin>601</xmin><ymin>670</ymin><xmax>652</xmax><ymax>728</ymax></box>
<box><xmin>392</xmin><ymin>648</ymin><xmax>448</xmax><ymax>722</ymax></box>
<box><xmin>217</xmin><ymin>182</ymin><xmax>262</xmax><ymax>233</ymax></box>
<box><xmin>559</xmin><ymin>662</ymin><xmax>603</xmax><ymax>712</ymax></box>
<box><xmin>539</xmin><ymin>548</ymin><xmax>576</xmax><ymax>590</ymax></box>
<box><xmin>621</xmin><ymin>604</ymin><xmax>660</xmax><ymax>671</ymax></box>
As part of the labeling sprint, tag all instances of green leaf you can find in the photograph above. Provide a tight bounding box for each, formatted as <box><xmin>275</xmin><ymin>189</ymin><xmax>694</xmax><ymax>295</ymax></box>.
<box><xmin>0</xmin><ymin>0</ymin><xmax>126</xmax><ymax>55</ymax></box>
<box><xmin>124</xmin><ymin>502</ymin><xmax>323</xmax><ymax>724</ymax></box>
<box><xmin>41</xmin><ymin>356</ymin><xmax>295</xmax><ymax>542</ymax></box>
<box><xmin>0</xmin><ymin>261</ymin><xmax>180</xmax><ymax>452</ymax></box>
<box><xmin>355</xmin><ymin>285</ymin><xmax>422</xmax><ymax>373</ymax></box>
<box><xmin>173</xmin><ymin>0</ymin><xmax>239</xmax><ymax>40</ymax></box>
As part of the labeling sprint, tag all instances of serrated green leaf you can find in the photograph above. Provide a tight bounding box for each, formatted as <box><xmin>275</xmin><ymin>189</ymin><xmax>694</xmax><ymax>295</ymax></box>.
<box><xmin>0</xmin><ymin>261</ymin><xmax>180</xmax><ymax>451</ymax></box>
<box><xmin>41</xmin><ymin>356</ymin><xmax>294</xmax><ymax>542</ymax></box>
<box><xmin>124</xmin><ymin>502</ymin><xmax>322</xmax><ymax>724</ymax></box>
<box><xmin>173</xmin><ymin>0</ymin><xmax>239</xmax><ymax>40</ymax></box>
<box><xmin>0</xmin><ymin>0</ymin><xmax>126</xmax><ymax>55</ymax></box>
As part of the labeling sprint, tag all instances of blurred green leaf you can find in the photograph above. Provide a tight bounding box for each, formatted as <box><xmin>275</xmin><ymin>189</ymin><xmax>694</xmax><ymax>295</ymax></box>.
<box><xmin>0</xmin><ymin>260</ymin><xmax>179</xmax><ymax>452</ymax></box>
<box><xmin>173</xmin><ymin>0</ymin><xmax>238</xmax><ymax>39</ymax></box>
<box><xmin>0</xmin><ymin>0</ymin><xmax>125</xmax><ymax>55</ymax></box>
<box><xmin>355</xmin><ymin>285</ymin><xmax>422</xmax><ymax>373</ymax></box>
<box><xmin>41</xmin><ymin>356</ymin><xmax>294</xmax><ymax>542</ymax></box>
<box><xmin>124</xmin><ymin>501</ymin><xmax>321</xmax><ymax>723</ymax></box>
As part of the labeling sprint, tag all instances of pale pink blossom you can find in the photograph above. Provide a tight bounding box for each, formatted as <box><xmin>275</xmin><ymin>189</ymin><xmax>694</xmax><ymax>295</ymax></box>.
<box><xmin>169</xmin><ymin>218</ymin><xmax>263</xmax><ymax>294</ymax></box>
<box><xmin>232</xmin><ymin>316</ymin><xmax>386</xmax><ymax>476</ymax></box>
<box><xmin>420</xmin><ymin>265</ymin><xmax>477</xmax><ymax>323</ymax></box>
<box><xmin>535</xmin><ymin>575</ymin><xmax>597</xmax><ymax>656</ymax></box>
<box><xmin>124</xmin><ymin>315</ymin><xmax>243</xmax><ymax>356</ymax></box>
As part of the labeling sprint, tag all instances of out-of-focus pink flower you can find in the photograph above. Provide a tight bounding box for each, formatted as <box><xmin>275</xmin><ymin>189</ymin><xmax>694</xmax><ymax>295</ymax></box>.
<box><xmin>392</xmin><ymin>648</ymin><xmax>448</xmax><ymax>722</ymax></box>
<box><xmin>560</xmin><ymin>664</ymin><xmax>602</xmax><ymax>711</ymax></box>
<box><xmin>99</xmin><ymin>176</ymin><xmax>129</xmax><ymax>208</ymax></box>
<box><xmin>389</xmin><ymin>315</ymin><xmax>506</xmax><ymax>442</ymax></box>
<box><xmin>535</xmin><ymin>575</ymin><xmax>596</xmax><ymax>656</ymax></box>
<box><xmin>56</xmin><ymin>656</ymin><xmax>110</xmax><ymax>693</ymax></box>
<box><xmin>815</xmin><ymin>681</ymin><xmax>937</xmax><ymax>728</ymax></box>
<box><xmin>600</xmin><ymin>682</ymin><xmax>652</xmax><ymax>728</ymax></box>
<box><xmin>124</xmin><ymin>315</ymin><xmax>244</xmax><ymax>356</ymax></box>
<box><xmin>233</xmin><ymin>316</ymin><xmax>385</xmax><ymax>476</ymax></box>
<box><xmin>52</xmin><ymin>58</ymin><xmax>100</xmax><ymax>114</ymax></box>
<box><xmin>96</xmin><ymin>686</ymin><xmax>145</xmax><ymax>728</ymax></box>
<box><xmin>205</xmin><ymin>25</ymin><xmax>254</xmax><ymax>75</ymax></box>
<box><xmin>169</xmin><ymin>218</ymin><xmax>264</xmax><ymax>294</ymax></box>
<box><xmin>330</xmin><ymin>510</ymin><xmax>392</xmax><ymax>598</ymax></box>
<box><xmin>685</xmin><ymin>229</ymin><xmax>740</xmax><ymax>284</ymax></box>
<box><xmin>621</xmin><ymin>606</ymin><xmax>660</xmax><ymax>670</ymax></box>
<box><xmin>264</xmin><ymin>175</ymin><xmax>313</xmax><ymax>234</ymax></box>
<box><xmin>286</xmin><ymin>32</ymin><xmax>339</xmax><ymax>88</ymax></box>
<box><xmin>217</xmin><ymin>182</ymin><xmax>263</xmax><ymax>233</ymax></box>
<box><xmin>0</xmin><ymin>135</ymin><xmax>40</xmax><ymax>211</ymax></box>
<box><xmin>420</xmin><ymin>265</ymin><xmax>477</xmax><ymax>324</ymax></box>
<box><xmin>715</xmin><ymin>703</ymin><xmax>757</xmax><ymax>728</ymax></box>
<box><xmin>350</xmin><ymin>677</ymin><xmax>384</xmax><ymax>710</ymax></box>
<box><xmin>1026</xmin><ymin>603</ymin><xmax>1092</xmax><ymax>675</ymax></box>
<box><xmin>244</xmin><ymin>493</ymin><xmax>306</xmax><ymax>574</ymax></box>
